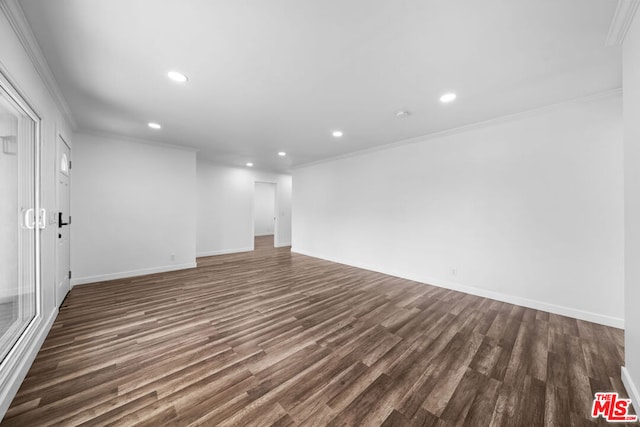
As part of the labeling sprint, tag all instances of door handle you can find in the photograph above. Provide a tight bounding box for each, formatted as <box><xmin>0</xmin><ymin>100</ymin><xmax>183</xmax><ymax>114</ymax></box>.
<box><xmin>38</xmin><ymin>208</ymin><xmax>47</xmax><ymax>229</ymax></box>
<box><xmin>58</xmin><ymin>212</ymin><xmax>69</xmax><ymax>228</ymax></box>
<box><xmin>23</xmin><ymin>208</ymin><xmax>35</xmax><ymax>230</ymax></box>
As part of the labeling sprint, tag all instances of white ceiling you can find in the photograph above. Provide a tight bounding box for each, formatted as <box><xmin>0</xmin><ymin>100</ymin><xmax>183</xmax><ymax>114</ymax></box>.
<box><xmin>19</xmin><ymin>0</ymin><xmax>621</xmax><ymax>173</ymax></box>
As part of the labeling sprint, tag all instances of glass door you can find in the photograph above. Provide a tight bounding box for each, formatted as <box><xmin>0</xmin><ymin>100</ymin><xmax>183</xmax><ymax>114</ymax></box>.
<box><xmin>0</xmin><ymin>72</ymin><xmax>39</xmax><ymax>366</ymax></box>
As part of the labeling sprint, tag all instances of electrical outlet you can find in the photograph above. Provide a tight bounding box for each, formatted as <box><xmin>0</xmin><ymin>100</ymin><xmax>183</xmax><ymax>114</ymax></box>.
<box><xmin>171</xmin><ymin>254</ymin><xmax>175</xmax><ymax>261</ymax></box>
<box><xmin>451</xmin><ymin>268</ymin><xmax>457</xmax><ymax>277</ymax></box>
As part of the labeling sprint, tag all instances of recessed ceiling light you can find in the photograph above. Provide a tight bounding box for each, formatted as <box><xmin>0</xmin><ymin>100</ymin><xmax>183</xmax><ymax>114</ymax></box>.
<box><xmin>167</xmin><ymin>71</ymin><xmax>188</xmax><ymax>83</ymax></box>
<box><xmin>148</xmin><ymin>122</ymin><xmax>161</xmax><ymax>129</ymax></box>
<box><xmin>332</xmin><ymin>130</ymin><xmax>343</xmax><ymax>138</ymax></box>
<box><xmin>395</xmin><ymin>110</ymin><xmax>411</xmax><ymax>118</ymax></box>
<box><xmin>440</xmin><ymin>93</ymin><xmax>457</xmax><ymax>103</ymax></box>
<box><xmin>278</xmin><ymin>151</ymin><xmax>286</xmax><ymax>157</ymax></box>
<box><xmin>246</xmin><ymin>162</ymin><xmax>253</xmax><ymax>167</ymax></box>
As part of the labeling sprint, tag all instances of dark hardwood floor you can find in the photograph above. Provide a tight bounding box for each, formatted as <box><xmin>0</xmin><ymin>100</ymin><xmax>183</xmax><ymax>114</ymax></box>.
<box><xmin>1</xmin><ymin>236</ymin><xmax>633</xmax><ymax>426</ymax></box>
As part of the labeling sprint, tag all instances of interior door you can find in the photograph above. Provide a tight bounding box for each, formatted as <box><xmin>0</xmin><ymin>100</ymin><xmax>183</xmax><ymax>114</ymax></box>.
<box><xmin>55</xmin><ymin>136</ymin><xmax>70</xmax><ymax>307</ymax></box>
<box><xmin>254</xmin><ymin>182</ymin><xmax>276</xmax><ymax>236</ymax></box>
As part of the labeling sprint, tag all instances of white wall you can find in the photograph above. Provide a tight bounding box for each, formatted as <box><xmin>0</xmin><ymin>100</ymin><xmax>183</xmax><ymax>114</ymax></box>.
<box><xmin>623</xmin><ymin>11</ymin><xmax>640</xmax><ymax>413</ymax></box>
<box><xmin>0</xmin><ymin>4</ymin><xmax>74</xmax><ymax>417</ymax></box>
<box><xmin>293</xmin><ymin>93</ymin><xmax>624</xmax><ymax>327</ymax></box>
<box><xmin>254</xmin><ymin>182</ymin><xmax>276</xmax><ymax>236</ymax></box>
<box><xmin>71</xmin><ymin>132</ymin><xmax>197</xmax><ymax>285</ymax></box>
<box><xmin>197</xmin><ymin>159</ymin><xmax>292</xmax><ymax>257</ymax></box>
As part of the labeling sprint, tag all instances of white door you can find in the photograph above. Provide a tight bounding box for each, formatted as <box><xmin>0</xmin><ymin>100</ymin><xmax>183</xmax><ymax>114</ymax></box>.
<box><xmin>0</xmin><ymin>72</ymin><xmax>39</xmax><ymax>367</ymax></box>
<box><xmin>55</xmin><ymin>136</ymin><xmax>71</xmax><ymax>307</ymax></box>
<box><xmin>254</xmin><ymin>182</ymin><xmax>276</xmax><ymax>236</ymax></box>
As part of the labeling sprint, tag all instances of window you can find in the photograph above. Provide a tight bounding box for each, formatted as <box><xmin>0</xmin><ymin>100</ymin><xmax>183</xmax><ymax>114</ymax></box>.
<box><xmin>60</xmin><ymin>153</ymin><xmax>68</xmax><ymax>176</ymax></box>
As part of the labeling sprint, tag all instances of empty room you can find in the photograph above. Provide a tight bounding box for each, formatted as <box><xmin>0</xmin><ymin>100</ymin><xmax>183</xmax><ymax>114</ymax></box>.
<box><xmin>0</xmin><ymin>0</ymin><xmax>639</xmax><ymax>425</ymax></box>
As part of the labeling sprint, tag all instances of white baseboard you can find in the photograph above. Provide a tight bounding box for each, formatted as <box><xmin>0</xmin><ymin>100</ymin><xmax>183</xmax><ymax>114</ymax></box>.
<box><xmin>622</xmin><ymin>366</ymin><xmax>640</xmax><ymax>416</ymax></box>
<box><xmin>0</xmin><ymin>307</ymin><xmax>57</xmax><ymax>419</ymax></box>
<box><xmin>196</xmin><ymin>247</ymin><xmax>253</xmax><ymax>258</ymax></box>
<box><xmin>71</xmin><ymin>262</ymin><xmax>197</xmax><ymax>287</ymax></box>
<box><xmin>255</xmin><ymin>233</ymin><xmax>274</xmax><ymax>237</ymax></box>
<box><xmin>274</xmin><ymin>241</ymin><xmax>291</xmax><ymax>248</ymax></box>
<box><xmin>291</xmin><ymin>247</ymin><xmax>624</xmax><ymax>329</ymax></box>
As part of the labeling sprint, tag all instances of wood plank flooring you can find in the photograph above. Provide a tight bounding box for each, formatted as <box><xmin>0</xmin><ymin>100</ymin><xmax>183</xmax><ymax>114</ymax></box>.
<box><xmin>1</xmin><ymin>236</ymin><xmax>634</xmax><ymax>426</ymax></box>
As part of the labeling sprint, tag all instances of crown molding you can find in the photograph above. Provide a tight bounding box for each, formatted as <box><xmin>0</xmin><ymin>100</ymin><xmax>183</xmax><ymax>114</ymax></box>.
<box><xmin>0</xmin><ymin>0</ymin><xmax>77</xmax><ymax>129</ymax></box>
<box><xmin>606</xmin><ymin>0</ymin><xmax>640</xmax><ymax>46</ymax></box>
<box><xmin>292</xmin><ymin>88</ymin><xmax>622</xmax><ymax>171</ymax></box>
<box><xmin>75</xmin><ymin>128</ymin><xmax>200</xmax><ymax>153</ymax></box>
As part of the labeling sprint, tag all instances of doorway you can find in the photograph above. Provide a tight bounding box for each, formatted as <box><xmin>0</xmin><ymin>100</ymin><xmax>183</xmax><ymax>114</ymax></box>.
<box><xmin>253</xmin><ymin>182</ymin><xmax>276</xmax><ymax>249</ymax></box>
<box><xmin>55</xmin><ymin>135</ymin><xmax>71</xmax><ymax>307</ymax></box>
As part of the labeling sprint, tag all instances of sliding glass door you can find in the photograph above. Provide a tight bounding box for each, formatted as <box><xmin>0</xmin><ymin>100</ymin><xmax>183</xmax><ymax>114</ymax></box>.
<box><xmin>0</xmin><ymin>72</ymin><xmax>40</xmax><ymax>367</ymax></box>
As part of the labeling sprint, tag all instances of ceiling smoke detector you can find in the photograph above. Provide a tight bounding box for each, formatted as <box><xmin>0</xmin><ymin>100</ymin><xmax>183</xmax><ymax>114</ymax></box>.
<box><xmin>395</xmin><ymin>110</ymin><xmax>411</xmax><ymax>119</ymax></box>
